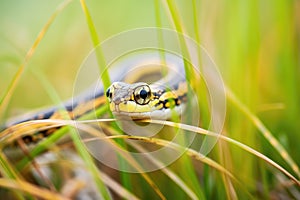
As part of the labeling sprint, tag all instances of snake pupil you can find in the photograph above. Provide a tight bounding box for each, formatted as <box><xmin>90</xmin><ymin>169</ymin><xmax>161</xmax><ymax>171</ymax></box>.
<box><xmin>139</xmin><ymin>89</ymin><xmax>148</xmax><ymax>99</ymax></box>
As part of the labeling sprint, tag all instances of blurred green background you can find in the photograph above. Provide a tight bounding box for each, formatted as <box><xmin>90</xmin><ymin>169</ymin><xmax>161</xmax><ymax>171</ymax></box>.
<box><xmin>0</xmin><ymin>0</ymin><xmax>299</xmax><ymax>198</ymax></box>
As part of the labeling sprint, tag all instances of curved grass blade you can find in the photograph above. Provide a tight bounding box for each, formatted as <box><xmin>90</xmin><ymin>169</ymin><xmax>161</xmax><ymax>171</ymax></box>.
<box><xmin>98</xmin><ymin>171</ymin><xmax>140</xmax><ymax>200</ymax></box>
<box><xmin>3</xmin><ymin>117</ymin><xmax>300</xmax><ymax>188</ymax></box>
<box><xmin>127</xmin><ymin>140</ymin><xmax>199</xmax><ymax>200</ymax></box>
<box><xmin>0</xmin><ymin>178</ymin><xmax>68</xmax><ymax>200</ymax></box>
<box><xmin>88</xmin><ymin>123</ymin><xmax>167</xmax><ymax>200</ymax></box>
<box><xmin>0</xmin><ymin>0</ymin><xmax>73</xmax><ymax>120</ymax></box>
<box><xmin>0</xmin><ymin>152</ymin><xmax>28</xmax><ymax>200</ymax></box>
<box><xmin>105</xmin><ymin>134</ymin><xmax>238</xmax><ymax>181</ymax></box>
<box><xmin>226</xmin><ymin>87</ymin><xmax>300</xmax><ymax>179</ymax></box>
<box><xmin>103</xmin><ymin>124</ymin><xmax>199</xmax><ymax>200</ymax></box>
<box><xmin>1</xmin><ymin>119</ymin><xmax>166</xmax><ymax>200</ymax></box>
<box><xmin>137</xmin><ymin>119</ymin><xmax>300</xmax><ymax>187</ymax></box>
<box><xmin>82</xmin><ymin>126</ymin><xmax>239</xmax><ymax>199</ymax></box>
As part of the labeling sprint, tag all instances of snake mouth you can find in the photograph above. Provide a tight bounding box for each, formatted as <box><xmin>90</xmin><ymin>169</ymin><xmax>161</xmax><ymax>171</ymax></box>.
<box><xmin>112</xmin><ymin>105</ymin><xmax>184</xmax><ymax>121</ymax></box>
<box><xmin>112</xmin><ymin>112</ymin><xmax>151</xmax><ymax>121</ymax></box>
<box><xmin>112</xmin><ymin>110</ymin><xmax>151</xmax><ymax>119</ymax></box>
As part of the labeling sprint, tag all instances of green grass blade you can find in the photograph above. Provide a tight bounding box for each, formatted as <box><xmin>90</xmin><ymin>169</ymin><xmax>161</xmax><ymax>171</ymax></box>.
<box><xmin>0</xmin><ymin>0</ymin><xmax>72</xmax><ymax>120</ymax></box>
<box><xmin>79</xmin><ymin>0</ymin><xmax>111</xmax><ymax>90</ymax></box>
<box><xmin>226</xmin><ymin>87</ymin><xmax>300</xmax><ymax>179</ymax></box>
<box><xmin>0</xmin><ymin>152</ymin><xmax>27</xmax><ymax>200</ymax></box>
<box><xmin>79</xmin><ymin>1</ymin><xmax>135</xmax><ymax>194</ymax></box>
<box><xmin>68</xmin><ymin>127</ymin><xmax>112</xmax><ymax>200</ymax></box>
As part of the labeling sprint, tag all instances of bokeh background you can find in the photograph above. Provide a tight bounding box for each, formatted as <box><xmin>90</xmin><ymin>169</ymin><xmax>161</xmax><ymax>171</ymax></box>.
<box><xmin>0</xmin><ymin>0</ymin><xmax>299</xmax><ymax>199</ymax></box>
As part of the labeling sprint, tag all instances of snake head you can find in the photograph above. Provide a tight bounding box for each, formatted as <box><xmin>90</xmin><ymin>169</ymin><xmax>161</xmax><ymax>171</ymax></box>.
<box><xmin>106</xmin><ymin>82</ymin><xmax>153</xmax><ymax>114</ymax></box>
<box><xmin>105</xmin><ymin>81</ymin><xmax>186</xmax><ymax>119</ymax></box>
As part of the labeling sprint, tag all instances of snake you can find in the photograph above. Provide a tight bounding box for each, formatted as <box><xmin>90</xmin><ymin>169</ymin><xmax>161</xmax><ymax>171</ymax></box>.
<box><xmin>1</xmin><ymin>52</ymin><xmax>188</xmax><ymax>144</ymax></box>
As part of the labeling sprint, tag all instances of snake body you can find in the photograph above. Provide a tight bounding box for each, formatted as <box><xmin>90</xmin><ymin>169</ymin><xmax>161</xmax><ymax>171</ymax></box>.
<box><xmin>2</xmin><ymin>52</ymin><xmax>188</xmax><ymax>144</ymax></box>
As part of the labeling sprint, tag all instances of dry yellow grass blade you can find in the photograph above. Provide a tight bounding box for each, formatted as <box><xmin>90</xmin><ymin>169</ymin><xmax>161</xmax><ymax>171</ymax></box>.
<box><xmin>124</xmin><ymin>138</ymin><xmax>199</xmax><ymax>199</ymax></box>
<box><xmin>0</xmin><ymin>119</ymin><xmax>166</xmax><ymax>200</ymax></box>
<box><xmin>88</xmin><ymin>124</ymin><xmax>166</xmax><ymax>200</ymax></box>
<box><xmin>106</xmin><ymin>135</ymin><xmax>236</xmax><ymax>180</ymax></box>
<box><xmin>99</xmin><ymin>124</ymin><xmax>199</xmax><ymax>200</ymax></box>
<box><xmin>82</xmin><ymin>122</ymin><xmax>238</xmax><ymax>199</ymax></box>
<box><xmin>0</xmin><ymin>178</ymin><xmax>68</xmax><ymax>200</ymax></box>
<box><xmin>139</xmin><ymin>119</ymin><xmax>300</xmax><ymax>187</ymax></box>
<box><xmin>42</xmin><ymin>153</ymin><xmax>140</xmax><ymax>200</ymax></box>
<box><xmin>0</xmin><ymin>0</ymin><xmax>72</xmax><ymax>120</ymax></box>
<box><xmin>98</xmin><ymin>171</ymin><xmax>140</xmax><ymax>200</ymax></box>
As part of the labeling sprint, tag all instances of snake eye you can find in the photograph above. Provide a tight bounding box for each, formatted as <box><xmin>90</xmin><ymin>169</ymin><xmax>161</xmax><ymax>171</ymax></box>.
<box><xmin>106</xmin><ymin>88</ymin><xmax>112</xmax><ymax>100</ymax></box>
<box><xmin>133</xmin><ymin>85</ymin><xmax>151</xmax><ymax>105</ymax></box>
